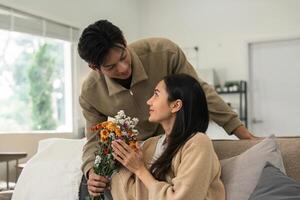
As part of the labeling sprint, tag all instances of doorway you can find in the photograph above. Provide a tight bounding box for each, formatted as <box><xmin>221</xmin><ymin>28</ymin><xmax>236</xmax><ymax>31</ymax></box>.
<box><xmin>249</xmin><ymin>38</ymin><xmax>300</xmax><ymax>136</ymax></box>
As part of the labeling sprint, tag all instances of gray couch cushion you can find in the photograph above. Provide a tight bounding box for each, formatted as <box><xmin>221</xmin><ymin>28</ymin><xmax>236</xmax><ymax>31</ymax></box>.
<box><xmin>213</xmin><ymin>136</ymin><xmax>300</xmax><ymax>182</ymax></box>
<box><xmin>219</xmin><ymin>135</ymin><xmax>285</xmax><ymax>200</ymax></box>
<box><xmin>249</xmin><ymin>162</ymin><xmax>300</xmax><ymax>200</ymax></box>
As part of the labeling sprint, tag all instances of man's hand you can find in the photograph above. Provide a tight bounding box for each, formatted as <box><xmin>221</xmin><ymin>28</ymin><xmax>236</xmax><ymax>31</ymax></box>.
<box><xmin>233</xmin><ymin>125</ymin><xmax>259</xmax><ymax>139</ymax></box>
<box><xmin>87</xmin><ymin>169</ymin><xmax>110</xmax><ymax>197</ymax></box>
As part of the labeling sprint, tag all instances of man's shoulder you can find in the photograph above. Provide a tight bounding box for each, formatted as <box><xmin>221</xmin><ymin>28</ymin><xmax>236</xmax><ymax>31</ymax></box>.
<box><xmin>129</xmin><ymin>37</ymin><xmax>179</xmax><ymax>55</ymax></box>
<box><xmin>81</xmin><ymin>71</ymin><xmax>104</xmax><ymax>94</ymax></box>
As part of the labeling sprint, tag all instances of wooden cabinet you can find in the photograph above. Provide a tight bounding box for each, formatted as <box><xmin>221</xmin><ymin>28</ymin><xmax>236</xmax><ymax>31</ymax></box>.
<box><xmin>0</xmin><ymin>152</ymin><xmax>27</xmax><ymax>190</ymax></box>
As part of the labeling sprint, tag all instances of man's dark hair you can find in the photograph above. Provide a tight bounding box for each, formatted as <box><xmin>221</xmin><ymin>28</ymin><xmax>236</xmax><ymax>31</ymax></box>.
<box><xmin>150</xmin><ymin>74</ymin><xmax>209</xmax><ymax>181</ymax></box>
<box><xmin>78</xmin><ymin>20</ymin><xmax>126</xmax><ymax>67</ymax></box>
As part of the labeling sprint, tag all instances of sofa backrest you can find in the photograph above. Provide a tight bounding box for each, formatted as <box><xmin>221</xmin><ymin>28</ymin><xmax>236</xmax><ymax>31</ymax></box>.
<box><xmin>212</xmin><ymin>137</ymin><xmax>300</xmax><ymax>182</ymax></box>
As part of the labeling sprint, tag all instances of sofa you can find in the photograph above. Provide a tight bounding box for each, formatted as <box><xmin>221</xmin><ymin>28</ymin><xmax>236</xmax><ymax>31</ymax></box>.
<box><xmin>213</xmin><ymin>137</ymin><xmax>300</xmax><ymax>182</ymax></box>
<box><xmin>5</xmin><ymin>136</ymin><xmax>300</xmax><ymax>200</ymax></box>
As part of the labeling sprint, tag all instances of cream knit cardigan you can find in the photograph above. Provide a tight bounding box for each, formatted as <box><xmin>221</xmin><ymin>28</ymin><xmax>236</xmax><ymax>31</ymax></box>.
<box><xmin>111</xmin><ymin>133</ymin><xmax>225</xmax><ymax>200</ymax></box>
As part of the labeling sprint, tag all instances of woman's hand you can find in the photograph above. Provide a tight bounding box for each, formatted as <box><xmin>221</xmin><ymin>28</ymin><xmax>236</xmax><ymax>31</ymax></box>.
<box><xmin>112</xmin><ymin>140</ymin><xmax>145</xmax><ymax>174</ymax></box>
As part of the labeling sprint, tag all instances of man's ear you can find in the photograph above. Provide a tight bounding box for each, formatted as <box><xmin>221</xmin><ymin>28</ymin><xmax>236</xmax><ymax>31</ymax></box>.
<box><xmin>171</xmin><ymin>99</ymin><xmax>182</xmax><ymax>113</ymax></box>
<box><xmin>88</xmin><ymin>64</ymin><xmax>102</xmax><ymax>73</ymax></box>
<box><xmin>97</xmin><ymin>68</ymin><xmax>103</xmax><ymax>74</ymax></box>
<box><xmin>92</xmin><ymin>66</ymin><xmax>102</xmax><ymax>74</ymax></box>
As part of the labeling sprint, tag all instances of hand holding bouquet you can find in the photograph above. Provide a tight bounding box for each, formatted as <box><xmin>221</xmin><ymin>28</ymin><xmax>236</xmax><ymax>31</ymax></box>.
<box><xmin>86</xmin><ymin>110</ymin><xmax>139</xmax><ymax>200</ymax></box>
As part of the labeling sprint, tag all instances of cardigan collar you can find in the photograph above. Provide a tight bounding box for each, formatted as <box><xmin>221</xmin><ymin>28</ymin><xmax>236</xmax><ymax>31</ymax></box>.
<box><xmin>104</xmin><ymin>47</ymin><xmax>148</xmax><ymax>96</ymax></box>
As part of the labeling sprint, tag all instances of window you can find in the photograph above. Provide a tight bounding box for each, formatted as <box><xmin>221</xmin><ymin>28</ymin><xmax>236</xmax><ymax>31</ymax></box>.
<box><xmin>0</xmin><ymin>5</ymin><xmax>79</xmax><ymax>133</ymax></box>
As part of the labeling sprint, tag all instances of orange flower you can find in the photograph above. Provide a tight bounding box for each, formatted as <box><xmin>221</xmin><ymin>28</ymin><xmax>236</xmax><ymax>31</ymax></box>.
<box><xmin>90</xmin><ymin>123</ymin><xmax>103</xmax><ymax>131</ymax></box>
<box><xmin>129</xmin><ymin>141</ymin><xmax>137</xmax><ymax>151</ymax></box>
<box><xmin>102</xmin><ymin>121</ymin><xmax>117</xmax><ymax>131</ymax></box>
<box><xmin>96</xmin><ymin>124</ymin><xmax>103</xmax><ymax>130</ymax></box>
<box><xmin>100</xmin><ymin>129</ymin><xmax>109</xmax><ymax>138</ymax></box>
<box><xmin>115</xmin><ymin>128</ymin><xmax>122</xmax><ymax>137</ymax></box>
<box><xmin>101</xmin><ymin>136</ymin><xmax>108</xmax><ymax>143</ymax></box>
<box><xmin>107</xmin><ymin>124</ymin><xmax>117</xmax><ymax>132</ymax></box>
<box><xmin>101</xmin><ymin>121</ymin><xmax>109</xmax><ymax>128</ymax></box>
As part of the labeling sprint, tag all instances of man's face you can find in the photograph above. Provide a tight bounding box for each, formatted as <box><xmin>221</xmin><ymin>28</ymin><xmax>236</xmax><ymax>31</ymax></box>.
<box><xmin>97</xmin><ymin>45</ymin><xmax>132</xmax><ymax>80</ymax></box>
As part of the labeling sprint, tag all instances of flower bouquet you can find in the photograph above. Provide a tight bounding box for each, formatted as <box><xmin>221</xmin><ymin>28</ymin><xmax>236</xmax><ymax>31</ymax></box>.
<box><xmin>86</xmin><ymin>110</ymin><xmax>139</xmax><ymax>200</ymax></box>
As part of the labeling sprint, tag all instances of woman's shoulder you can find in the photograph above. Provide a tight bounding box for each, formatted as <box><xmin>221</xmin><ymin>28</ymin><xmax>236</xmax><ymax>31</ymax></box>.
<box><xmin>189</xmin><ymin>132</ymin><xmax>211</xmax><ymax>143</ymax></box>
<box><xmin>183</xmin><ymin>132</ymin><xmax>213</xmax><ymax>151</ymax></box>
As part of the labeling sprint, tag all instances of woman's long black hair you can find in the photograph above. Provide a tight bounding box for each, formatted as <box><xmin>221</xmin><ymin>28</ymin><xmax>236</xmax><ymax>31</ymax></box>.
<box><xmin>149</xmin><ymin>74</ymin><xmax>209</xmax><ymax>181</ymax></box>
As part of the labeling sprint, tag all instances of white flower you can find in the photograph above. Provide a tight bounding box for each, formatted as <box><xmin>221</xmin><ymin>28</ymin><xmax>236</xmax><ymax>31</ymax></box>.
<box><xmin>109</xmin><ymin>133</ymin><xmax>116</xmax><ymax>140</ymax></box>
<box><xmin>132</xmin><ymin>118</ymin><xmax>139</xmax><ymax>125</ymax></box>
<box><xmin>129</xmin><ymin>124</ymin><xmax>135</xmax><ymax>129</ymax></box>
<box><xmin>114</xmin><ymin>110</ymin><xmax>139</xmax><ymax>132</ymax></box>
<box><xmin>132</xmin><ymin>129</ymin><xmax>139</xmax><ymax>135</ymax></box>
<box><xmin>122</xmin><ymin>130</ymin><xmax>128</xmax><ymax>136</ymax></box>
<box><xmin>117</xmin><ymin>110</ymin><xmax>126</xmax><ymax>118</ymax></box>
<box><xmin>95</xmin><ymin>155</ymin><xmax>102</xmax><ymax>165</ymax></box>
<box><xmin>118</xmin><ymin>119</ymin><xmax>125</xmax><ymax>125</ymax></box>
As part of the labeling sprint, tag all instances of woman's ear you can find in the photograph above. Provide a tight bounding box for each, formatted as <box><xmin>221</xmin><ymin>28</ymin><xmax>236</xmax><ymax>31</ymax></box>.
<box><xmin>171</xmin><ymin>99</ymin><xmax>182</xmax><ymax>113</ymax></box>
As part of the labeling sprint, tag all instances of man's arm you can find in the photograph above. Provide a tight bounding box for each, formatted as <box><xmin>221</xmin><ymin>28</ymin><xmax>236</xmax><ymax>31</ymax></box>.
<box><xmin>79</xmin><ymin>94</ymin><xmax>107</xmax><ymax>177</ymax></box>
<box><xmin>232</xmin><ymin>125</ymin><xmax>257</xmax><ymax>139</ymax></box>
<box><xmin>79</xmin><ymin>94</ymin><xmax>113</xmax><ymax>197</ymax></box>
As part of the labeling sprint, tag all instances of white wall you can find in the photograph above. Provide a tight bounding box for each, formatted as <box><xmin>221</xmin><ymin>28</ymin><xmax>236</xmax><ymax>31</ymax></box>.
<box><xmin>139</xmin><ymin>0</ymin><xmax>300</xmax><ymax>84</ymax></box>
<box><xmin>0</xmin><ymin>0</ymin><xmax>140</xmax><ymax>41</ymax></box>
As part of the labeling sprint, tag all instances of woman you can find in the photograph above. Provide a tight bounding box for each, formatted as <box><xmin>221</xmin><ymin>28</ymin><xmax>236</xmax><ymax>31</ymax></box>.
<box><xmin>111</xmin><ymin>74</ymin><xmax>225</xmax><ymax>200</ymax></box>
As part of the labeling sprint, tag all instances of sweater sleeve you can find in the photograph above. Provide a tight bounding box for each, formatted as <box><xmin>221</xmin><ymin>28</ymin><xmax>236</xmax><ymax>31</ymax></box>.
<box><xmin>147</xmin><ymin>134</ymin><xmax>219</xmax><ymax>200</ymax></box>
<box><xmin>79</xmin><ymin>94</ymin><xmax>107</xmax><ymax>177</ymax></box>
<box><xmin>111</xmin><ymin>168</ymin><xmax>136</xmax><ymax>200</ymax></box>
<box><xmin>169</xmin><ymin>43</ymin><xmax>243</xmax><ymax>134</ymax></box>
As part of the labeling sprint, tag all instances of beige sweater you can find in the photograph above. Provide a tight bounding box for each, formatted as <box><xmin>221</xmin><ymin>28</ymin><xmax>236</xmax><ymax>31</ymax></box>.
<box><xmin>111</xmin><ymin>133</ymin><xmax>225</xmax><ymax>200</ymax></box>
<box><xmin>79</xmin><ymin>38</ymin><xmax>242</xmax><ymax>176</ymax></box>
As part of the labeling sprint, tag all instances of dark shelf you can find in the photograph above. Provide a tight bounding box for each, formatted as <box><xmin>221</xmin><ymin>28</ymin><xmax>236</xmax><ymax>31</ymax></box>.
<box><xmin>216</xmin><ymin>80</ymin><xmax>248</xmax><ymax>127</ymax></box>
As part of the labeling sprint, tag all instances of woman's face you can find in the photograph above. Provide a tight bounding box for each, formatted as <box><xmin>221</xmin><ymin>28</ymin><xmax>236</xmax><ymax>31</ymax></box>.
<box><xmin>147</xmin><ymin>80</ymin><xmax>174</xmax><ymax>123</ymax></box>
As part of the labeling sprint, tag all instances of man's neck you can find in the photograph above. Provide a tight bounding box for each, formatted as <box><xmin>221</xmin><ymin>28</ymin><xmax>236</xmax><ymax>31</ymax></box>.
<box><xmin>113</xmin><ymin>75</ymin><xmax>132</xmax><ymax>89</ymax></box>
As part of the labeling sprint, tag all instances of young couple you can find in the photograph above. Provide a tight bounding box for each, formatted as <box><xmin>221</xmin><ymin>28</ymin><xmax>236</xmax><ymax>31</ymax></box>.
<box><xmin>78</xmin><ymin>19</ymin><xmax>254</xmax><ymax>199</ymax></box>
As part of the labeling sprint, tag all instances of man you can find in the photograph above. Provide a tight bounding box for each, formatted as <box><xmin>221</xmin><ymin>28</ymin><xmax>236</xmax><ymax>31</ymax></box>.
<box><xmin>77</xmin><ymin>19</ymin><xmax>256</xmax><ymax>199</ymax></box>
